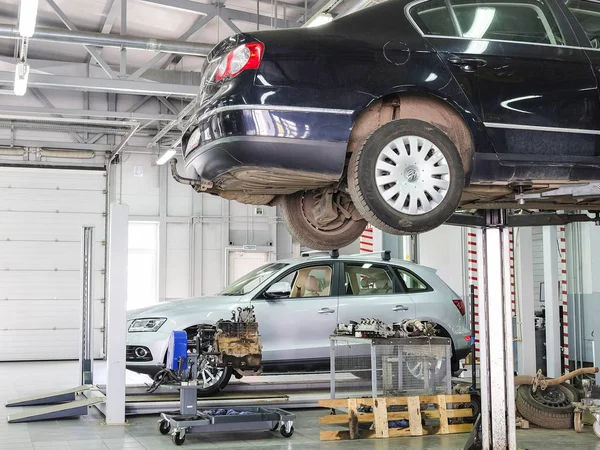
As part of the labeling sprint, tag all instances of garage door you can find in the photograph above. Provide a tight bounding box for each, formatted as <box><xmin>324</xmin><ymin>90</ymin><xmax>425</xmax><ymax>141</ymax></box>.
<box><xmin>0</xmin><ymin>167</ymin><xmax>106</xmax><ymax>361</ymax></box>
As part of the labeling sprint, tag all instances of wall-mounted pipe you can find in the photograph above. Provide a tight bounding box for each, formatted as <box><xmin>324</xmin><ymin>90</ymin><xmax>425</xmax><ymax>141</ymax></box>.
<box><xmin>0</xmin><ymin>25</ymin><xmax>213</xmax><ymax>56</ymax></box>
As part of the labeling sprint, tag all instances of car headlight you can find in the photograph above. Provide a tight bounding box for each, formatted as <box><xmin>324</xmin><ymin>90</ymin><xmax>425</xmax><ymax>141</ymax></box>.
<box><xmin>128</xmin><ymin>318</ymin><xmax>167</xmax><ymax>332</ymax></box>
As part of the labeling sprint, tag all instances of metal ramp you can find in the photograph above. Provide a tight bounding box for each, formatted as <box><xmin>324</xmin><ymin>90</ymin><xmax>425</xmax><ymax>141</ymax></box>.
<box><xmin>6</xmin><ymin>385</ymin><xmax>94</xmax><ymax>407</ymax></box>
<box><xmin>6</xmin><ymin>385</ymin><xmax>104</xmax><ymax>423</ymax></box>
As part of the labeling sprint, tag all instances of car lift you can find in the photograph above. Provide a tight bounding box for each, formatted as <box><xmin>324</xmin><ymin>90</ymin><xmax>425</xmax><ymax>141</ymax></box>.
<box><xmin>450</xmin><ymin>209</ymin><xmax>600</xmax><ymax>450</ymax></box>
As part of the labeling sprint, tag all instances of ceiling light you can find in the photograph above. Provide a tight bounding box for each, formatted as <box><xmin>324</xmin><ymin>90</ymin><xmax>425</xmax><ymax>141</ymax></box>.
<box><xmin>14</xmin><ymin>61</ymin><xmax>30</xmax><ymax>96</ymax></box>
<box><xmin>18</xmin><ymin>0</ymin><xmax>39</xmax><ymax>38</ymax></box>
<box><xmin>463</xmin><ymin>7</ymin><xmax>495</xmax><ymax>39</ymax></box>
<box><xmin>155</xmin><ymin>149</ymin><xmax>176</xmax><ymax>165</ymax></box>
<box><xmin>306</xmin><ymin>13</ymin><xmax>333</xmax><ymax>27</ymax></box>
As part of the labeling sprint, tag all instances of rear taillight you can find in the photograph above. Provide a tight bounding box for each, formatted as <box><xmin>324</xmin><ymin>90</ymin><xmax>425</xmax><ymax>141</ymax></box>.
<box><xmin>215</xmin><ymin>42</ymin><xmax>264</xmax><ymax>82</ymax></box>
<box><xmin>453</xmin><ymin>299</ymin><xmax>465</xmax><ymax>316</ymax></box>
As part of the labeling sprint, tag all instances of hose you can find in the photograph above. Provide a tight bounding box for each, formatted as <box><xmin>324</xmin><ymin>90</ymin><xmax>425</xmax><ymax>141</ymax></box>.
<box><xmin>146</xmin><ymin>368</ymin><xmax>180</xmax><ymax>394</ymax></box>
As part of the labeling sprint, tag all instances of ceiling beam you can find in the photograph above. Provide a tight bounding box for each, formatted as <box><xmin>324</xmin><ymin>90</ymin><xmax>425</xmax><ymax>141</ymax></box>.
<box><xmin>45</xmin><ymin>0</ymin><xmax>119</xmax><ymax>79</ymax></box>
<box><xmin>141</xmin><ymin>0</ymin><xmax>293</xmax><ymax>29</ymax></box>
<box><xmin>0</xmin><ymin>71</ymin><xmax>198</xmax><ymax>97</ymax></box>
<box><xmin>0</xmin><ymin>104</ymin><xmax>178</xmax><ymax>121</ymax></box>
<box><xmin>128</xmin><ymin>12</ymin><xmax>216</xmax><ymax>80</ymax></box>
<box><xmin>31</xmin><ymin>89</ymin><xmax>86</xmax><ymax>143</ymax></box>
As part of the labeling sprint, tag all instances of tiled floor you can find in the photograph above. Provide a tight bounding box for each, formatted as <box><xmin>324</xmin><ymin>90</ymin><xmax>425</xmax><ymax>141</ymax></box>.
<box><xmin>1</xmin><ymin>361</ymin><xmax>600</xmax><ymax>449</ymax></box>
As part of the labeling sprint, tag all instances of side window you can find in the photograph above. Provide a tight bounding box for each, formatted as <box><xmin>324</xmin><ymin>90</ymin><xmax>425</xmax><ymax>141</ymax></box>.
<box><xmin>343</xmin><ymin>263</ymin><xmax>394</xmax><ymax>296</ymax></box>
<box><xmin>396</xmin><ymin>268</ymin><xmax>430</xmax><ymax>293</ymax></box>
<box><xmin>409</xmin><ymin>0</ymin><xmax>460</xmax><ymax>36</ymax></box>
<box><xmin>450</xmin><ymin>0</ymin><xmax>564</xmax><ymax>45</ymax></box>
<box><xmin>263</xmin><ymin>265</ymin><xmax>333</xmax><ymax>299</ymax></box>
<box><xmin>564</xmin><ymin>0</ymin><xmax>600</xmax><ymax>48</ymax></box>
<box><xmin>409</xmin><ymin>0</ymin><xmax>564</xmax><ymax>45</ymax></box>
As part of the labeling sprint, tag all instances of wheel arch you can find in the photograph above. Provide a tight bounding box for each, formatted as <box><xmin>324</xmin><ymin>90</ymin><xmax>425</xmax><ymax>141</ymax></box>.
<box><xmin>347</xmin><ymin>90</ymin><xmax>475</xmax><ymax>185</ymax></box>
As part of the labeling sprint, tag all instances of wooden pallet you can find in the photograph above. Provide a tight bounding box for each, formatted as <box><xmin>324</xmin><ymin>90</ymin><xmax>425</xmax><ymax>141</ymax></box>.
<box><xmin>318</xmin><ymin>394</ymin><xmax>473</xmax><ymax>441</ymax></box>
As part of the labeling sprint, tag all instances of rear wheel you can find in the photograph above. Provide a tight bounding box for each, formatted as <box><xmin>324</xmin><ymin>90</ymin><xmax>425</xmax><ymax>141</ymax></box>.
<box><xmin>348</xmin><ymin>119</ymin><xmax>464</xmax><ymax>235</ymax></box>
<box><xmin>281</xmin><ymin>188</ymin><xmax>367</xmax><ymax>250</ymax></box>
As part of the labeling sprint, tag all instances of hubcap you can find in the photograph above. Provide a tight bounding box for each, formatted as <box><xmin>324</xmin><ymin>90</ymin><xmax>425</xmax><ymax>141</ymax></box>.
<box><xmin>375</xmin><ymin>135</ymin><xmax>450</xmax><ymax>215</ymax></box>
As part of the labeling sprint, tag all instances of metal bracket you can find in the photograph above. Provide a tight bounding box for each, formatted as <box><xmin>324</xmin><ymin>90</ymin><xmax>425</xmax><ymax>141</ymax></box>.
<box><xmin>516</xmin><ymin>181</ymin><xmax>600</xmax><ymax>202</ymax></box>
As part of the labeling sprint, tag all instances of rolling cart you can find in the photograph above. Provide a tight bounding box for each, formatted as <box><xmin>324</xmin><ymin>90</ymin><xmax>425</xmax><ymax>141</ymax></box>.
<box><xmin>157</xmin><ymin>384</ymin><xmax>295</xmax><ymax>446</ymax></box>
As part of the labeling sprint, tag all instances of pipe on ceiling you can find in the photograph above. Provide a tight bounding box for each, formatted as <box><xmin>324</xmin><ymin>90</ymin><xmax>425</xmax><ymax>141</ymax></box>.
<box><xmin>0</xmin><ymin>25</ymin><xmax>213</xmax><ymax>56</ymax></box>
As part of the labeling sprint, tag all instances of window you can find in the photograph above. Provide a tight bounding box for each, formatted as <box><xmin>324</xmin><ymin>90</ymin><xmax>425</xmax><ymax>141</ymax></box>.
<box><xmin>263</xmin><ymin>265</ymin><xmax>333</xmax><ymax>299</ymax></box>
<box><xmin>343</xmin><ymin>263</ymin><xmax>394</xmax><ymax>296</ymax></box>
<box><xmin>221</xmin><ymin>263</ymin><xmax>287</xmax><ymax>296</ymax></box>
<box><xmin>396</xmin><ymin>268</ymin><xmax>430</xmax><ymax>293</ymax></box>
<box><xmin>409</xmin><ymin>0</ymin><xmax>564</xmax><ymax>45</ymax></box>
<box><xmin>127</xmin><ymin>222</ymin><xmax>159</xmax><ymax>310</ymax></box>
<box><xmin>564</xmin><ymin>0</ymin><xmax>600</xmax><ymax>48</ymax></box>
<box><xmin>410</xmin><ymin>0</ymin><xmax>459</xmax><ymax>36</ymax></box>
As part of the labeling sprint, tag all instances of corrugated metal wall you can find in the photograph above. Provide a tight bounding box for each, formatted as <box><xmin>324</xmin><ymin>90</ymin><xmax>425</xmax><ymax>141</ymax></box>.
<box><xmin>0</xmin><ymin>167</ymin><xmax>106</xmax><ymax>361</ymax></box>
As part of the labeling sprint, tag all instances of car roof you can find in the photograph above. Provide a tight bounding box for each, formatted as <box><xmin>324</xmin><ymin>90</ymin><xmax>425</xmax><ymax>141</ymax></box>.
<box><xmin>275</xmin><ymin>253</ymin><xmax>436</xmax><ymax>272</ymax></box>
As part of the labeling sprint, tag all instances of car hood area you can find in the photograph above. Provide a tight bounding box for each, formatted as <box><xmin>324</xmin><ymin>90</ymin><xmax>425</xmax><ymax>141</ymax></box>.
<box><xmin>127</xmin><ymin>296</ymin><xmax>243</xmax><ymax>324</ymax></box>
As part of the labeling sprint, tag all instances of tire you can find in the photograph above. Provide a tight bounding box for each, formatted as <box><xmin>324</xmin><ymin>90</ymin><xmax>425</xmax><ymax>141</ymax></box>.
<box><xmin>158</xmin><ymin>420</ymin><xmax>171</xmax><ymax>435</ymax></box>
<box><xmin>515</xmin><ymin>383</ymin><xmax>579</xmax><ymax>429</ymax></box>
<box><xmin>348</xmin><ymin>119</ymin><xmax>465</xmax><ymax>235</ymax></box>
<box><xmin>172</xmin><ymin>431</ymin><xmax>185</xmax><ymax>445</ymax></box>
<box><xmin>280</xmin><ymin>424</ymin><xmax>294</xmax><ymax>438</ymax></box>
<box><xmin>281</xmin><ymin>189</ymin><xmax>367</xmax><ymax>250</ymax></box>
<box><xmin>196</xmin><ymin>366</ymin><xmax>232</xmax><ymax>397</ymax></box>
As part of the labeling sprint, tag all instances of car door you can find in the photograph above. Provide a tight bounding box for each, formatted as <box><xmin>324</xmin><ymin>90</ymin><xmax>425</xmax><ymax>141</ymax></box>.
<box><xmin>336</xmin><ymin>261</ymin><xmax>416</xmax><ymax>326</ymax></box>
<box><xmin>408</xmin><ymin>0</ymin><xmax>600</xmax><ymax>164</ymax></box>
<box><xmin>251</xmin><ymin>262</ymin><xmax>339</xmax><ymax>362</ymax></box>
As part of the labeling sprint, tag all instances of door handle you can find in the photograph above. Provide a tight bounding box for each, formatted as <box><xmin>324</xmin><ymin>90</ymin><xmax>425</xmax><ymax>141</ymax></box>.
<box><xmin>318</xmin><ymin>307</ymin><xmax>335</xmax><ymax>314</ymax></box>
<box><xmin>448</xmin><ymin>56</ymin><xmax>487</xmax><ymax>73</ymax></box>
<box><xmin>393</xmin><ymin>305</ymin><xmax>409</xmax><ymax>312</ymax></box>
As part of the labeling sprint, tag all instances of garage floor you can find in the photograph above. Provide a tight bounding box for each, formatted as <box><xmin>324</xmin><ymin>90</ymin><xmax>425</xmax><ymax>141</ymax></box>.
<box><xmin>1</xmin><ymin>362</ymin><xmax>599</xmax><ymax>450</ymax></box>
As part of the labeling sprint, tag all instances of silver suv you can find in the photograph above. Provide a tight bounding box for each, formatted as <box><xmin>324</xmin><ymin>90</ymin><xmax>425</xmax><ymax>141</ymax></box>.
<box><xmin>126</xmin><ymin>252</ymin><xmax>471</xmax><ymax>395</ymax></box>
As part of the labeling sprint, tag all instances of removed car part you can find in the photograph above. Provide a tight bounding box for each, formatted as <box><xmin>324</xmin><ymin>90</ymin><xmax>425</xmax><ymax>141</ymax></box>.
<box><xmin>516</xmin><ymin>382</ymin><xmax>579</xmax><ymax>429</ymax></box>
<box><xmin>348</xmin><ymin>120</ymin><xmax>464</xmax><ymax>235</ymax></box>
<box><xmin>281</xmin><ymin>188</ymin><xmax>367</xmax><ymax>250</ymax></box>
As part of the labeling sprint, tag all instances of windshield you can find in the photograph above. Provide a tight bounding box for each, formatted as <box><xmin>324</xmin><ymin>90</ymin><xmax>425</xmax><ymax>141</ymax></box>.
<box><xmin>220</xmin><ymin>262</ymin><xmax>288</xmax><ymax>296</ymax></box>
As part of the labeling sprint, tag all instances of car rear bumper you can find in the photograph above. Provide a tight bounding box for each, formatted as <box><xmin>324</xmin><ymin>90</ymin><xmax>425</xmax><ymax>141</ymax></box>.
<box><xmin>182</xmin><ymin>105</ymin><xmax>354</xmax><ymax>183</ymax></box>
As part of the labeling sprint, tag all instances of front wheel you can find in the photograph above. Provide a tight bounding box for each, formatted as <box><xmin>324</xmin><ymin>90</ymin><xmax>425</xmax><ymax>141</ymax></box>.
<box><xmin>348</xmin><ymin>119</ymin><xmax>465</xmax><ymax>235</ymax></box>
<box><xmin>196</xmin><ymin>364</ymin><xmax>232</xmax><ymax>397</ymax></box>
<box><xmin>281</xmin><ymin>188</ymin><xmax>367</xmax><ymax>250</ymax></box>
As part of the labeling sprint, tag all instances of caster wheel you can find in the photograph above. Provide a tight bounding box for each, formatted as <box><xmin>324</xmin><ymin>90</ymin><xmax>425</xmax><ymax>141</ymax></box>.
<box><xmin>593</xmin><ymin>421</ymin><xmax>600</xmax><ymax>438</ymax></box>
<box><xmin>574</xmin><ymin>412</ymin><xmax>583</xmax><ymax>433</ymax></box>
<box><xmin>159</xmin><ymin>420</ymin><xmax>171</xmax><ymax>435</ymax></box>
<box><xmin>270</xmin><ymin>421</ymin><xmax>279</xmax><ymax>431</ymax></box>
<box><xmin>280</xmin><ymin>424</ymin><xmax>294</xmax><ymax>438</ymax></box>
<box><xmin>172</xmin><ymin>431</ymin><xmax>186</xmax><ymax>446</ymax></box>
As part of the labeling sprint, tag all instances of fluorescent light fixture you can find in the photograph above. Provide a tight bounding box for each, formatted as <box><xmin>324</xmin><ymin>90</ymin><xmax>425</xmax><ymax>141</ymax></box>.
<box><xmin>14</xmin><ymin>61</ymin><xmax>29</xmax><ymax>96</ymax></box>
<box><xmin>463</xmin><ymin>7</ymin><xmax>495</xmax><ymax>39</ymax></box>
<box><xmin>155</xmin><ymin>149</ymin><xmax>176</xmax><ymax>165</ymax></box>
<box><xmin>18</xmin><ymin>0</ymin><xmax>39</xmax><ymax>38</ymax></box>
<box><xmin>307</xmin><ymin>13</ymin><xmax>333</xmax><ymax>27</ymax></box>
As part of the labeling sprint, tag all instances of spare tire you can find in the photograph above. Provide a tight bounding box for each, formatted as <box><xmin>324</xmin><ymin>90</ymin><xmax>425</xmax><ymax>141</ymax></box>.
<box><xmin>515</xmin><ymin>383</ymin><xmax>579</xmax><ymax>429</ymax></box>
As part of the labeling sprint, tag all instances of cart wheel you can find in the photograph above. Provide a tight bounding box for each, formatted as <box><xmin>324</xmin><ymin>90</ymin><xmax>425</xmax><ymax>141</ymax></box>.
<box><xmin>159</xmin><ymin>420</ymin><xmax>171</xmax><ymax>435</ymax></box>
<box><xmin>172</xmin><ymin>431</ymin><xmax>186</xmax><ymax>446</ymax></box>
<box><xmin>270</xmin><ymin>421</ymin><xmax>279</xmax><ymax>431</ymax></box>
<box><xmin>574</xmin><ymin>412</ymin><xmax>584</xmax><ymax>433</ymax></box>
<box><xmin>593</xmin><ymin>421</ymin><xmax>600</xmax><ymax>438</ymax></box>
<box><xmin>280</xmin><ymin>424</ymin><xmax>294</xmax><ymax>438</ymax></box>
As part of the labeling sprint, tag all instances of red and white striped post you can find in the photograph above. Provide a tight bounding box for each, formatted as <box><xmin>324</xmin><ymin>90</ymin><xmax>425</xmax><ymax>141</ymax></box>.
<box><xmin>467</xmin><ymin>228</ymin><xmax>479</xmax><ymax>360</ymax></box>
<box><xmin>360</xmin><ymin>224</ymin><xmax>374</xmax><ymax>253</ymax></box>
<box><xmin>508</xmin><ymin>229</ymin><xmax>516</xmax><ymax>316</ymax></box>
<box><xmin>557</xmin><ymin>225</ymin><xmax>569</xmax><ymax>374</ymax></box>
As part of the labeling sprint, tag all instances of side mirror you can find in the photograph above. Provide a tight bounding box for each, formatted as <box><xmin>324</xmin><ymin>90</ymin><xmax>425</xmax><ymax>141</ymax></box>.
<box><xmin>264</xmin><ymin>281</ymin><xmax>291</xmax><ymax>299</ymax></box>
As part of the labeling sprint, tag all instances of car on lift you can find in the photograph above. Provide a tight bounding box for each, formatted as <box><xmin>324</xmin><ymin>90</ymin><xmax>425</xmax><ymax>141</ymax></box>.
<box><xmin>171</xmin><ymin>0</ymin><xmax>600</xmax><ymax>250</ymax></box>
<box><xmin>126</xmin><ymin>253</ymin><xmax>470</xmax><ymax>395</ymax></box>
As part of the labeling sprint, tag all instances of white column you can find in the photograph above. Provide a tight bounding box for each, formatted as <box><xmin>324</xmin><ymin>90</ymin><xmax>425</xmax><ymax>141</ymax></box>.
<box><xmin>543</xmin><ymin>226</ymin><xmax>561</xmax><ymax>378</ymax></box>
<box><xmin>371</xmin><ymin>227</ymin><xmax>383</xmax><ymax>253</ymax></box>
<box><xmin>105</xmin><ymin>202</ymin><xmax>129</xmax><ymax>425</ymax></box>
<box><xmin>516</xmin><ymin>228</ymin><xmax>536</xmax><ymax>376</ymax></box>
<box><xmin>480</xmin><ymin>228</ymin><xmax>516</xmax><ymax>450</ymax></box>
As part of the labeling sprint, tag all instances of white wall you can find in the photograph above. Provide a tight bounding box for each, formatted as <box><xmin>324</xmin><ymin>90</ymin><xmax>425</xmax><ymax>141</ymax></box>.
<box><xmin>117</xmin><ymin>153</ymin><xmax>290</xmax><ymax>300</ymax></box>
<box><xmin>417</xmin><ymin>225</ymin><xmax>467</xmax><ymax>299</ymax></box>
